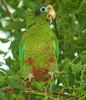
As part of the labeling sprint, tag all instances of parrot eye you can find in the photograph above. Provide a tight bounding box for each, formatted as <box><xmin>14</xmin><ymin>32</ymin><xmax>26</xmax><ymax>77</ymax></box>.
<box><xmin>40</xmin><ymin>7</ymin><xmax>46</xmax><ymax>12</ymax></box>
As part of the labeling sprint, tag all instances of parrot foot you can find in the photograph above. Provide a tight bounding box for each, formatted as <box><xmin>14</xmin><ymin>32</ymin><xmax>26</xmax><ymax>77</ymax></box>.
<box><xmin>28</xmin><ymin>73</ymin><xmax>34</xmax><ymax>82</ymax></box>
<box><xmin>48</xmin><ymin>72</ymin><xmax>54</xmax><ymax>79</ymax></box>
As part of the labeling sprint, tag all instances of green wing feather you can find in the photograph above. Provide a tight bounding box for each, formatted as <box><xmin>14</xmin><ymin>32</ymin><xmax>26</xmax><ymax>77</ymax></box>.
<box><xmin>19</xmin><ymin>40</ymin><xmax>25</xmax><ymax>70</ymax></box>
<box><xmin>53</xmin><ymin>39</ymin><xmax>59</xmax><ymax>62</ymax></box>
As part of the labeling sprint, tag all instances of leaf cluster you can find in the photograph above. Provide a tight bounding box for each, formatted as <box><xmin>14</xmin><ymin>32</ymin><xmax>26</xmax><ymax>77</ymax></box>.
<box><xmin>0</xmin><ymin>0</ymin><xmax>86</xmax><ymax>100</ymax></box>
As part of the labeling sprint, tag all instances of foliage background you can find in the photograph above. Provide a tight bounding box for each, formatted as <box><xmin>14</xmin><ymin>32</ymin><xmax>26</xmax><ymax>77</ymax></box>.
<box><xmin>0</xmin><ymin>0</ymin><xmax>86</xmax><ymax>100</ymax></box>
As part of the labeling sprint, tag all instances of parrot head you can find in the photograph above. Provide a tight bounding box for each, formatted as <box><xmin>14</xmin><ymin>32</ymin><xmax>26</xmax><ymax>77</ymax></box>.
<box><xmin>27</xmin><ymin>0</ymin><xmax>53</xmax><ymax>16</ymax></box>
<box><xmin>25</xmin><ymin>0</ymin><xmax>56</xmax><ymax>29</ymax></box>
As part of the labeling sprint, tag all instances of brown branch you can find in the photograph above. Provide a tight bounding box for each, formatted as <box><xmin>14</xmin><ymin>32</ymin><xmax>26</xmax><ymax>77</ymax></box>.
<box><xmin>46</xmin><ymin>90</ymin><xmax>74</xmax><ymax>99</ymax></box>
<box><xmin>1</xmin><ymin>84</ymin><xmax>75</xmax><ymax>99</ymax></box>
<box><xmin>1</xmin><ymin>0</ymin><xmax>24</xmax><ymax>34</ymax></box>
<box><xmin>25</xmin><ymin>88</ymin><xmax>74</xmax><ymax>99</ymax></box>
<box><xmin>1</xmin><ymin>74</ymin><xmax>74</xmax><ymax>99</ymax></box>
<box><xmin>1</xmin><ymin>0</ymin><xmax>15</xmax><ymax>21</ymax></box>
<box><xmin>2</xmin><ymin>86</ymin><xmax>13</xmax><ymax>93</ymax></box>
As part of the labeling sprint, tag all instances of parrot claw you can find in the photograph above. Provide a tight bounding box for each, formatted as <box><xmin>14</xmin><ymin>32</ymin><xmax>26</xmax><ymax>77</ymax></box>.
<box><xmin>48</xmin><ymin>72</ymin><xmax>54</xmax><ymax>79</ymax></box>
<box><xmin>28</xmin><ymin>73</ymin><xmax>34</xmax><ymax>82</ymax></box>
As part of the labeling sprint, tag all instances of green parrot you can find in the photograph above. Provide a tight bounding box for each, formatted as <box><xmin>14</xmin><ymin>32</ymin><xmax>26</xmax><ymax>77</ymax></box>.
<box><xmin>19</xmin><ymin>0</ymin><xmax>59</xmax><ymax>81</ymax></box>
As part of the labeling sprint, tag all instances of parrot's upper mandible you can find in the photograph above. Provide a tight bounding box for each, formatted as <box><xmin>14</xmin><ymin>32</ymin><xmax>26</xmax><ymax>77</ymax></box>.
<box><xmin>46</xmin><ymin>5</ymin><xmax>56</xmax><ymax>23</ymax></box>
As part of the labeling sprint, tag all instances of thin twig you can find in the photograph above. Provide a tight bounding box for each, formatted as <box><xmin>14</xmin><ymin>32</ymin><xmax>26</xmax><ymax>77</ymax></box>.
<box><xmin>25</xmin><ymin>89</ymin><xmax>74</xmax><ymax>99</ymax></box>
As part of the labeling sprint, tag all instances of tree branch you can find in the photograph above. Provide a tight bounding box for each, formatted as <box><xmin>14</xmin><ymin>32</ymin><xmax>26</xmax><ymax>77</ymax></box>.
<box><xmin>1</xmin><ymin>0</ymin><xmax>15</xmax><ymax>21</ymax></box>
<box><xmin>1</xmin><ymin>84</ymin><xmax>74</xmax><ymax>99</ymax></box>
<box><xmin>2</xmin><ymin>86</ymin><xmax>13</xmax><ymax>93</ymax></box>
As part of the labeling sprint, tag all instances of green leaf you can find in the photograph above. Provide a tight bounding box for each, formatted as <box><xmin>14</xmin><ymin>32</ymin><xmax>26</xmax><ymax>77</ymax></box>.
<box><xmin>67</xmin><ymin>66</ymin><xmax>75</xmax><ymax>86</ymax></box>
<box><xmin>8</xmin><ymin>0</ymin><xmax>19</xmax><ymax>8</ymax></box>
<box><xmin>6</xmin><ymin>78</ymin><xmax>23</xmax><ymax>90</ymax></box>
<box><xmin>74</xmin><ymin>82</ymin><xmax>86</xmax><ymax>94</ymax></box>
<box><xmin>0</xmin><ymin>73</ymin><xmax>6</xmax><ymax>88</ymax></box>
<box><xmin>0</xmin><ymin>50</ymin><xmax>5</xmax><ymax>54</ymax></box>
<box><xmin>0</xmin><ymin>62</ymin><xmax>4</xmax><ymax>66</ymax></box>
<box><xmin>6</xmin><ymin>57</ymin><xmax>19</xmax><ymax>71</ymax></box>
<box><xmin>32</xmin><ymin>80</ymin><xmax>45</xmax><ymax>91</ymax></box>
<box><xmin>49</xmin><ymin>78</ymin><xmax>63</xmax><ymax>92</ymax></box>
<box><xmin>0</xmin><ymin>38</ymin><xmax>9</xmax><ymax>43</ymax></box>
<box><xmin>80</xmin><ymin>50</ymin><xmax>86</xmax><ymax>64</ymax></box>
<box><xmin>0</xmin><ymin>89</ymin><xmax>6</xmax><ymax>100</ymax></box>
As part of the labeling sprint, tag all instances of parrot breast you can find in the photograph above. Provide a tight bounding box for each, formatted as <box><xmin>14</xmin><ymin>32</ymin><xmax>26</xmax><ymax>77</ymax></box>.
<box><xmin>25</xmin><ymin>54</ymin><xmax>55</xmax><ymax>79</ymax></box>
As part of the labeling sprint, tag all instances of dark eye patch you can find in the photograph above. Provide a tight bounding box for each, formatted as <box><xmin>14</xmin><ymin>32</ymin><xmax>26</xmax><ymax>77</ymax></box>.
<box><xmin>41</xmin><ymin>0</ymin><xmax>46</xmax><ymax>3</ymax></box>
<box><xmin>34</xmin><ymin>9</ymin><xmax>40</xmax><ymax>16</ymax></box>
